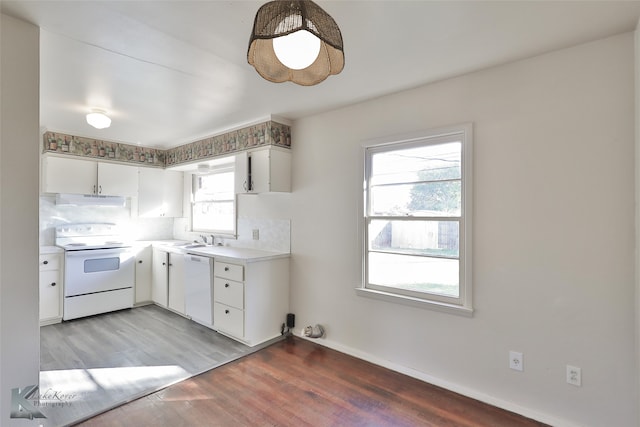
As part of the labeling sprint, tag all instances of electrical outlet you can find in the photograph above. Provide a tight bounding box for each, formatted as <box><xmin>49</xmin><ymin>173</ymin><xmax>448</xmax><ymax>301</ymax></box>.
<box><xmin>566</xmin><ymin>365</ymin><xmax>581</xmax><ymax>386</ymax></box>
<box><xmin>252</xmin><ymin>229</ymin><xmax>259</xmax><ymax>240</ymax></box>
<box><xmin>509</xmin><ymin>351</ymin><xmax>523</xmax><ymax>371</ymax></box>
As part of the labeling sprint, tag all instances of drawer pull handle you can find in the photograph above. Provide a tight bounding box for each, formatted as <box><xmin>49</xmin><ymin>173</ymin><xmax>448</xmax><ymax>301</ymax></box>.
<box><xmin>43</xmin><ymin>260</ymin><xmax>49</xmax><ymax>265</ymax></box>
<box><xmin>138</xmin><ymin>260</ymin><xmax>143</xmax><ymax>264</ymax></box>
<box><xmin>224</xmin><ymin>266</ymin><xmax>229</xmax><ymax>271</ymax></box>
<box><xmin>225</xmin><ymin>283</ymin><xmax>229</xmax><ymax>288</ymax></box>
<box><xmin>50</xmin><ymin>282</ymin><xmax>56</xmax><ymax>287</ymax></box>
<box><xmin>225</xmin><ymin>309</ymin><xmax>230</xmax><ymax>314</ymax></box>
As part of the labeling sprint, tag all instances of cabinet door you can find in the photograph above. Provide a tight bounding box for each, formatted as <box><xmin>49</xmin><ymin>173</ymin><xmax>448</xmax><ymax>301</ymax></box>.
<box><xmin>234</xmin><ymin>151</ymin><xmax>250</xmax><ymax>193</ymax></box>
<box><xmin>138</xmin><ymin>168</ymin><xmax>183</xmax><ymax>217</ymax></box>
<box><xmin>249</xmin><ymin>149</ymin><xmax>270</xmax><ymax>194</ymax></box>
<box><xmin>269</xmin><ymin>148</ymin><xmax>291</xmax><ymax>192</ymax></box>
<box><xmin>151</xmin><ymin>248</ymin><xmax>168</xmax><ymax>307</ymax></box>
<box><xmin>98</xmin><ymin>162</ymin><xmax>138</xmax><ymax>196</ymax></box>
<box><xmin>134</xmin><ymin>245</ymin><xmax>152</xmax><ymax>303</ymax></box>
<box><xmin>39</xmin><ymin>270</ymin><xmax>61</xmax><ymax>320</ymax></box>
<box><xmin>42</xmin><ymin>156</ymin><xmax>96</xmax><ymax>194</ymax></box>
<box><xmin>168</xmin><ymin>252</ymin><xmax>185</xmax><ymax>314</ymax></box>
<box><xmin>138</xmin><ymin>168</ymin><xmax>165</xmax><ymax>217</ymax></box>
<box><xmin>234</xmin><ymin>149</ymin><xmax>291</xmax><ymax>194</ymax></box>
<box><xmin>163</xmin><ymin>170</ymin><xmax>184</xmax><ymax>217</ymax></box>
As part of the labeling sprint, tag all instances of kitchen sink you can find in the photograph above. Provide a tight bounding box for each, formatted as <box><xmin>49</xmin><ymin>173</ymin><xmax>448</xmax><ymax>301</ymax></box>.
<box><xmin>172</xmin><ymin>242</ymin><xmax>207</xmax><ymax>249</ymax></box>
<box><xmin>183</xmin><ymin>243</ymin><xmax>206</xmax><ymax>248</ymax></box>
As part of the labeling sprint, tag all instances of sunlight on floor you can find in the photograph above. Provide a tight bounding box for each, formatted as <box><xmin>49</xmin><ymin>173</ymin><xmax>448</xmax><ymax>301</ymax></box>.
<box><xmin>40</xmin><ymin>365</ymin><xmax>189</xmax><ymax>396</ymax></box>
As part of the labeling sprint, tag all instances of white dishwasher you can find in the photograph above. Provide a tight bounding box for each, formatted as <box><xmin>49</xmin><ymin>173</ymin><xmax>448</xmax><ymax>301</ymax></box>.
<box><xmin>184</xmin><ymin>254</ymin><xmax>214</xmax><ymax>328</ymax></box>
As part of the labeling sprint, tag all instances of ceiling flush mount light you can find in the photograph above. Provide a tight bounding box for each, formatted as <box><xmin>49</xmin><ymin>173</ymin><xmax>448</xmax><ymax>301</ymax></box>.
<box><xmin>248</xmin><ymin>0</ymin><xmax>344</xmax><ymax>86</ymax></box>
<box><xmin>86</xmin><ymin>109</ymin><xmax>111</xmax><ymax>129</ymax></box>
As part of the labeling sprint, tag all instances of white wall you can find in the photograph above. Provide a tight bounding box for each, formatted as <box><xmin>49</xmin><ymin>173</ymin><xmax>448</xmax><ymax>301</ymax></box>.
<box><xmin>289</xmin><ymin>33</ymin><xmax>637</xmax><ymax>426</ymax></box>
<box><xmin>635</xmin><ymin>18</ymin><xmax>640</xmax><ymax>426</ymax></box>
<box><xmin>0</xmin><ymin>14</ymin><xmax>41</xmax><ymax>427</ymax></box>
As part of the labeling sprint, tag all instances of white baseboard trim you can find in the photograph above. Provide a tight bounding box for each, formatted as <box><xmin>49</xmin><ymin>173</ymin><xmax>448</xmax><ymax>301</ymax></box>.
<box><xmin>296</xmin><ymin>333</ymin><xmax>584</xmax><ymax>427</ymax></box>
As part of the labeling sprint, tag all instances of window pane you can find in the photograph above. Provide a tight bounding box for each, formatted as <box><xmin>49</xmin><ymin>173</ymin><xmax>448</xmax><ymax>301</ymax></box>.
<box><xmin>368</xmin><ymin>252</ymin><xmax>459</xmax><ymax>298</ymax></box>
<box><xmin>369</xmin><ymin>220</ymin><xmax>459</xmax><ymax>257</ymax></box>
<box><xmin>195</xmin><ymin>171</ymin><xmax>234</xmax><ymax>202</ymax></box>
<box><xmin>370</xmin><ymin>181</ymin><xmax>461</xmax><ymax>216</ymax></box>
<box><xmin>370</xmin><ymin>142</ymin><xmax>461</xmax><ymax>186</ymax></box>
<box><xmin>193</xmin><ymin>201</ymin><xmax>234</xmax><ymax>232</ymax></box>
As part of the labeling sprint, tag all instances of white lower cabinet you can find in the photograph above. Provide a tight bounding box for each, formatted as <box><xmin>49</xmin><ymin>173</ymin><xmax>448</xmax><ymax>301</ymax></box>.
<box><xmin>213</xmin><ymin>257</ymin><xmax>289</xmax><ymax>347</ymax></box>
<box><xmin>167</xmin><ymin>252</ymin><xmax>185</xmax><ymax>314</ymax></box>
<box><xmin>39</xmin><ymin>251</ymin><xmax>63</xmax><ymax>325</ymax></box>
<box><xmin>151</xmin><ymin>248</ymin><xmax>168</xmax><ymax>307</ymax></box>
<box><xmin>151</xmin><ymin>247</ymin><xmax>186</xmax><ymax>315</ymax></box>
<box><xmin>134</xmin><ymin>244</ymin><xmax>152</xmax><ymax>304</ymax></box>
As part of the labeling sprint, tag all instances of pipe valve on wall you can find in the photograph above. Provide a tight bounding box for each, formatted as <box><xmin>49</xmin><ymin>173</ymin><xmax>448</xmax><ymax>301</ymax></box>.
<box><xmin>303</xmin><ymin>324</ymin><xmax>325</xmax><ymax>339</ymax></box>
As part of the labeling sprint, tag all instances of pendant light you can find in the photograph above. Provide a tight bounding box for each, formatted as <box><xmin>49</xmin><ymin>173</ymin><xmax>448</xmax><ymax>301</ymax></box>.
<box><xmin>248</xmin><ymin>0</ymin><xmax>344</xmax><ymax>86</ymax></box>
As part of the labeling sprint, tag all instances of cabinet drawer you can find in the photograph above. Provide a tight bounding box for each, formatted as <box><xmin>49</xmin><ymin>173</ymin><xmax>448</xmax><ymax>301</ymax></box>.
<box><xmin>214</xmin><ymin>302</ymin><xmax>244</xmax><ymax>338</ymax></box>
<box><xmin>214</xmin><ymin>261</ymin><xmax>244</xmax><ymax>282</ymax></box>
<box><xmin>39</xmin><ymin>254</ymin><xmax>60</xmax><ymax>271</ymax></box>
<box><xmin>213</xmin><ymin>277</ymin><xmax>243</xmax><ymax>309</ymax></box>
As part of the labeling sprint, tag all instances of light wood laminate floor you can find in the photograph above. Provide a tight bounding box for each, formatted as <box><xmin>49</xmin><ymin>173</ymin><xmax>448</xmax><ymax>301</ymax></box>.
<box><xmin>39</xmin><ymin>305</ymin><xmax>266</xmax><ymax>427</ymax></box>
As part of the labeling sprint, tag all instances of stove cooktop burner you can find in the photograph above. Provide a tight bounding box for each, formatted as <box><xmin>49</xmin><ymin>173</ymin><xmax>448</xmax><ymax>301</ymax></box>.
<box><xmin>55</xmin><ymin>223</ymin><xmax>132</xmax><ymax>251</ymax></box>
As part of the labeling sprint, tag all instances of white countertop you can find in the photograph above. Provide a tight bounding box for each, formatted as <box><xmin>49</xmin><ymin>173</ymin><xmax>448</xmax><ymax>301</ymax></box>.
<box><xmin>152</xmin><ymin>241</ymin><xmax>289</xmax><ymax>262</ymax></box>
<box><xmin>42</xmin><ymin>240</ymin><xmax>288</xmax><ymax>262</ymax></box>
<box><xmin>40</xmin><ymin>245</ymin><xmax>63</xmax><ymax>254</ymax></box>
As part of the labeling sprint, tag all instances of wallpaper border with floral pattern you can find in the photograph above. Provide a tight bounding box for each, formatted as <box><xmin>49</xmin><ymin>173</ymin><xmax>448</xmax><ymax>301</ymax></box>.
<box><xmin>42</xmin><ymin>120</ymin><xmax>291</xmax><ymax>168</ymax></box>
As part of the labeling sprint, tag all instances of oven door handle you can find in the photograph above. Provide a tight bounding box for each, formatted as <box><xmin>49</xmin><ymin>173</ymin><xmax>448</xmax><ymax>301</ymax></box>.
<box><xmin>65</xmin><ymin>248</ymin><xmax>131</xmax><ymax>258</ymax></box>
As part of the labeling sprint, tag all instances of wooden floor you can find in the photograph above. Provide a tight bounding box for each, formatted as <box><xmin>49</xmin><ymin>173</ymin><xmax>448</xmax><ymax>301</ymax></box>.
<box><xmin>40</xmin><ymin>305</ymin><xmax>259</xmax><ymax>427</ymax></box>
<box><xmin>76</xmin><ymin>336</ymin><xmax>548</xmax><ymax>427</ymax></box>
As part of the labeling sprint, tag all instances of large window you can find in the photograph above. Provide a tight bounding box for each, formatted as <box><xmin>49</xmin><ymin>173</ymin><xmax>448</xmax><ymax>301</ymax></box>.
<box><xmin>192</xmin><ymin>164</ymin><xmax>236</xmax><ymax>235</ymax></box>
<box><xmin>361</xmin><ymin>124</ymin><xmax>472</xmax><ymax>314</ymax></box>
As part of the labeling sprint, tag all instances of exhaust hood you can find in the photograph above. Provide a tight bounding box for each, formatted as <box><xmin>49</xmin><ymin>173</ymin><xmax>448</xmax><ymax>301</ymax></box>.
<box><xmin>55</xmin><ymin>193</ymin><xmax>126</xmax><ymax>207</ymax></box>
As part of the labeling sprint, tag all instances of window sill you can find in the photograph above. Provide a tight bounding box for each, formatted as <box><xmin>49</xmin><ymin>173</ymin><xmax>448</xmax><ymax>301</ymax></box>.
<box><xmin>355</xmin><ymin>287</ymin><xmax>474</xmax><ymax>317</ymax></box>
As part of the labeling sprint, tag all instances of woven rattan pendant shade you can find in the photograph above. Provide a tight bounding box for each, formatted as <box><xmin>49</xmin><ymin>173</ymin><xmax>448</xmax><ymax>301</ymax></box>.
<box><xmin>248</xmin><ymin>0</ymin><xmax>344</xmax><ymax>86</ymax></box>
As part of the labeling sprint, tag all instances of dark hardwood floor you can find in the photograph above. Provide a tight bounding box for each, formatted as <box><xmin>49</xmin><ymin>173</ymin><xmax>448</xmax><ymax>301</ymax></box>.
<box><xmin>75</xmin><ymin>336</ymin><xmax>548</xmax><ymax>427</ymax></box>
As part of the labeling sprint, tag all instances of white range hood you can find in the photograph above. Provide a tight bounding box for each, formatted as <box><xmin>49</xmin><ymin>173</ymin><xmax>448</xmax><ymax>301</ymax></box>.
<box><xmin>55</xmin><ymin>193</ymin><xmax>126</xmax><ymax>207</ymax></box>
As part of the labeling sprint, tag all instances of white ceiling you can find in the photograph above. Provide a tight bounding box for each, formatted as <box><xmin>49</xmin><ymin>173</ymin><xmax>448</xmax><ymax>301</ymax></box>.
<box><xmin>2</xmin><ymin>1</ymin><xmax>640</xmax><ymax>149</ymax></box>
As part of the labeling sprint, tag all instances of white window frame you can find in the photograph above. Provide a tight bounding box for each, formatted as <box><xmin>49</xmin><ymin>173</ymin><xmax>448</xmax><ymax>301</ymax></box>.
<box><xmin>191</xmin><ymin>163</ymin><xmax>237</xmax><ymax>237</ymax></box>
<box><xmin>356</xmin><ymin>123</ymin><xmax>473</xmax><ymax>316</ymax></box>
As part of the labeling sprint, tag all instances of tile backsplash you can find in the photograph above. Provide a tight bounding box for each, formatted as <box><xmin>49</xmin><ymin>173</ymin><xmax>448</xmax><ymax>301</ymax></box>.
<box><xmin>173</xmin><ymin>217</ymin><xmax>290</xmax><ymax>253</ymax></box>
<box><xmin>41</xmin><ymin>196</ymin><xmax>290</xmax><ymax>252</ymax></box>
<box><xmin>39</xmin><ymin>196</ymin><xmax>174</xmax><ymax>245</ymax></box>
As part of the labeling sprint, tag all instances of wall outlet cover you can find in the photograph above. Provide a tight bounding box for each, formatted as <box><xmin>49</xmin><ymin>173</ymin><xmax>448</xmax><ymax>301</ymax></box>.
<box><xmin>509</xmin><ymin>351</ymin><xmax>523</xmax><ymax>371</ymax></box>
<box><xmin>566</xmin><ymin>365</ymin><xmax>582</xmax><ymax>386</ymax></box>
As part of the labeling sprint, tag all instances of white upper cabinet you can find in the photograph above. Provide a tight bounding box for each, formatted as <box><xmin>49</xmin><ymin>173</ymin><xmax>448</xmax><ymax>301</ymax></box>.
<box><xmin>137</xmin><ymin>168</ymin><xmax>183</xmax><ymax>217</ymax></box>
<box><xmin>42</xmin><ymin>156</ymin><xmax>96</xmax><ymax>195</ymax></box>
<box><xmin>42</xmin><ymin>155</ymin><xmax>138</xmax><ymax>197</ymax></box>
<box><xmin>97</xmin><ymin>161</ymin><xmax>138</xmax><ymax>197</ymax></box>
<box><xmin>235</xmin><ymin>147</ymin><xmax>291</xmax><ymax>194</ymax></box>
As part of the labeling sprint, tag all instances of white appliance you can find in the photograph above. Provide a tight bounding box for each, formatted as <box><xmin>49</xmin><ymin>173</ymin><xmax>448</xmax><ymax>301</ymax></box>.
<box><xmin>56</xmin><ymin>223</ymin><xmax>135</xmax><ymax>320</ymax></box>
<box><xmin>184</xmin><ymin>254</ymin><xmax>214</xmax><ymax>328</ymax></box>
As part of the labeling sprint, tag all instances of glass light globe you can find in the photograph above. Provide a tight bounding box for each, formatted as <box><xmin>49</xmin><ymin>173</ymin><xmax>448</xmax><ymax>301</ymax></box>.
<box><xmin>273</xmin><ymin>30</ymin><xmax>321</xmax><ymax>70</ymax></box>
<box><xmin>86</xmin><ymin>111</ymin><xmax>111</xmax><ymax>129</ymax></box>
